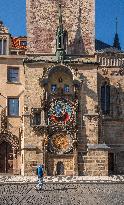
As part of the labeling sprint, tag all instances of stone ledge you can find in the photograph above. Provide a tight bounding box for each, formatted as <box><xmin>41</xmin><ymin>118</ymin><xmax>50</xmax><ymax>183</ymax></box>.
<box><xmin>0</xmin><ymin>175</ymin><xmax>124</xmax><ymax>184</ymax></box>
<box><xmin>87</xmin><ymin>144</ymin><xmax>110</xmax><ymax>150</ymax></box>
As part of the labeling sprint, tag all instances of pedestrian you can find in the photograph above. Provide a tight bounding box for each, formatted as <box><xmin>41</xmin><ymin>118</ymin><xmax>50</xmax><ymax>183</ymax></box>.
<box><xmin>35</xmin><ymin>164</ymin><xmax>44</xmax><ymax>190</ymax></box>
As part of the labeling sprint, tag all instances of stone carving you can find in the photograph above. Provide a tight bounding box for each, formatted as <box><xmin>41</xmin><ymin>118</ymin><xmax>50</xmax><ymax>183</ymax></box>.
<box><xmin>102</xmin><ymin>68</ymin><xmax>108</xmax><ymax>75</ymax></box>
<box><xmin>84</xmin><ymin>114</ymin><xmax>99</xmax><ymax>122</ymax></box>
<box><xmin>0</xmin><ymin>21</ymin><xmax>9</xmax><ymax>33</ymax></box>
<box><xmin>23</xmin><ymin>105</ymin><xmax>28</xmax><ymax>113</ymax></box>
<box><xmin>1</xmin><ymin>108</ymin><xmax>7</xmax><ymax>132</ymax></box>
<box><xmin>110</xmin><ymin>68</ymin><xmax>124</xmax><ymax>76</ymax></box>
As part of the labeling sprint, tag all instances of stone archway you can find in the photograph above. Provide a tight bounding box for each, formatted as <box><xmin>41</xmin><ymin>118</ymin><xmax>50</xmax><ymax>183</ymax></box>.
<box><xmin>0</xmin><ymin>132</ymin><xmax>19</xmax><ymax>174</ymax></box>
<box><xmin>0</xmin><ymin>132</ymin><xmax>19</xmax><ymax>149</ymax></box>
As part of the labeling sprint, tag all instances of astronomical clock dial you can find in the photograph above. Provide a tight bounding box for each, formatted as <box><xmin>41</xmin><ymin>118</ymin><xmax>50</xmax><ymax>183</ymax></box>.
<box><xmin>49</xmin><ymin>133</ymin><xmax>73</xmax><ymax>154</ymax></box>
<box><xmin>48</xmin><ymin>98</ymin><xmax>76</xmax><ymax>125</ymax></box>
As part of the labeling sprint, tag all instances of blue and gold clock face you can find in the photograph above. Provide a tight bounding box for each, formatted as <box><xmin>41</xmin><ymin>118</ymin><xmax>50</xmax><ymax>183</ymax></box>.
<box><xmin>48</xmin><ymin>98</ymin><xmax>73</xmax><ymax>124</ymax></box>
<box><xmin>55</xmin><ymin>100</ymin><xmax>72</xmax><ymax>117</ymax></box>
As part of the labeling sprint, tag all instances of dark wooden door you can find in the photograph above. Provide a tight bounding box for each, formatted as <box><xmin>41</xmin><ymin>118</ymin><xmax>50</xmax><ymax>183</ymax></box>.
<box><xmin>0</xmin><ymin>141</ymin><xmax>13</xmax><ymax>174</ymax></box>
<box><xmin>56</xmin><ymin>161</ymin><xmax>64</xmax><ymax>175</ymax></box>
<box><xmin>108</xmin><ymin>153</ymin><xmax>114</xmax><ymax>175</ymax></box>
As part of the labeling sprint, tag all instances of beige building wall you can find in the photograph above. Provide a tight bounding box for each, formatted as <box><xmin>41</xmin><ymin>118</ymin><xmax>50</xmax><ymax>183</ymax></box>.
<box><xmin>0</xmin><ymin>55</ymin><xmax>25</xmax><ymax>174</ymax></box>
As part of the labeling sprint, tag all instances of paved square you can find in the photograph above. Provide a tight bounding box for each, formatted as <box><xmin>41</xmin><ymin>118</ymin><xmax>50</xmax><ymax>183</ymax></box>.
<box><xmin>0</xmin><ymin>182</ymin><xmax>124</xmax><ymax>205</ymax></box>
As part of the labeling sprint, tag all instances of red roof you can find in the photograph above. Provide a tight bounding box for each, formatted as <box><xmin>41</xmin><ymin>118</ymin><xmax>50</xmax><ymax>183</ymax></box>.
<box><xmin>11</xmin><ymin>37</ymin><xmax>27</xmax><ymax>50</ymax></box>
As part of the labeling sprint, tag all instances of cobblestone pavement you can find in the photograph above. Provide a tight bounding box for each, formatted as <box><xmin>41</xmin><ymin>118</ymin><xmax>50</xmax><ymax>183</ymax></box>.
<box><xmin>0</xmin><ymin>182</ymin><xmax>124</xmax><ymax>205</ymax></box>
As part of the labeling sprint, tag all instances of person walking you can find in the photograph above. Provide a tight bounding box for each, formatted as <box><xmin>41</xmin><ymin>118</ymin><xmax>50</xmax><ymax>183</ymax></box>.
<box><xmin>35</xmin><ymin>164</ymin><xmax>44</xmax><ymax>190</ymax></box>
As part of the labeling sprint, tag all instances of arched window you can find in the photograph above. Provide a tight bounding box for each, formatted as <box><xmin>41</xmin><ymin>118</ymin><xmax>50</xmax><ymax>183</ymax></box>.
<box><xmin>101</xmin><ymin>82</ymin><xmax>110</xmax><ymax>114</ymax></box>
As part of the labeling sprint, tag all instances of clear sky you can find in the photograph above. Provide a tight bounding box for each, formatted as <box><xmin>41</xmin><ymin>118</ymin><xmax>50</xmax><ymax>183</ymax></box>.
<box><xmin>0</xmin><ymin>0</ymin><xmax>124</xmax><ymax>50</ymax></box>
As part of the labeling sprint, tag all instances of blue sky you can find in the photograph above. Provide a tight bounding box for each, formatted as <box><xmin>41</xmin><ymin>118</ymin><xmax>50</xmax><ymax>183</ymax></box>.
<box><xmin>0</xmin><ymin>0</ymin><xmax>124</xmax><ymax>49</ymax></box>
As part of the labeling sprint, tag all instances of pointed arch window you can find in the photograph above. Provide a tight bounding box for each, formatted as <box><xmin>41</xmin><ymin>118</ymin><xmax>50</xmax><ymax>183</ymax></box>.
<box><xmin>101</xmin><ymin>82</ymin><xmax>110</xmax><ymax>114</ymax></box>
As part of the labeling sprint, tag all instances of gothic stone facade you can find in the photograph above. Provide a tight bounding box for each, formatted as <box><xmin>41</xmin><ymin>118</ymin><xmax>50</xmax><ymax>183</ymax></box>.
<box><xmin>22</xmin><ymin>50</ymin><xmax>124</xmax><ymax>176</ymax></box>
<box><xmin>21</xmin><ymin>0</ymin><xmax>124</xmax><ymax>176</ymax></box>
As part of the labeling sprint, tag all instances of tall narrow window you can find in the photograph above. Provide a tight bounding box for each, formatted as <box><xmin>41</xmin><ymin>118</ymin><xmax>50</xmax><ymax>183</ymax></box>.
<box><xmin>0</xmin><ymin>39</ymin><xmax>2</xmax><ymax>54</ymax></box>
<box><xmin>101</xmin><ymin>82</ymin><xmax>110</xmax><ymax>114</ymax></box>
<box><xmin>3</xmin><ymin>39</ymin><xmax>7</xmax><ymax>55</ymax></box>
<box><xmin>8</xmin><ymin>98</ymin><xmax>19</xmax><ymax>116</ymax></box>
<box><xmin>108</xmin><ymin>153</ymin><xmax>114</xmax><ymax>174</ymax></box>
<box><xmin>33</xmin><ymin>112</ymin><xmax>41</xmax><ymax>125</ymax></box>
<box><xmin>0</xmin><ymin>39</ymin><xmax>7</xmax><ymax>55</ymax></box>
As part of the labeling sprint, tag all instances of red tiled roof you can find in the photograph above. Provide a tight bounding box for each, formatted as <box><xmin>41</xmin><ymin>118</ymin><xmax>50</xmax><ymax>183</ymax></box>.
<box><xmin>11</xmin><ymin>37</ymin><xmax>27</xmax><ymax>50</ymax></box>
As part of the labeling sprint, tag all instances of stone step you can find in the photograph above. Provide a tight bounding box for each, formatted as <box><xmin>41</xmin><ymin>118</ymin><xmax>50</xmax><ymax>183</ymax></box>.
<box><xmin>0</xmin><ymin>175</ymin><xmax>124</xmax><ymax>184</ymax></box>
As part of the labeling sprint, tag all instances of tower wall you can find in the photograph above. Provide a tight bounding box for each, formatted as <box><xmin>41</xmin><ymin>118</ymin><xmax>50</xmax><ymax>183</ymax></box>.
<box><xmin>26</xmin><ymin>0</ymin><xmax>95</xmax><ymax>54</ymax></box>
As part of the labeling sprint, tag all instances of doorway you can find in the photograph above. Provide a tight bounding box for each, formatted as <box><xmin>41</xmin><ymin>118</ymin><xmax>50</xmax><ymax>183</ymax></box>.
<box><xmin>56</xmin><ymin>161</ymin><xmax>64</xmax><ymax>175</ymax></box>
<box><xmin>108</xmin><ymin>153</ymin><xmax>115</xmax><ymax>175</ymax></box>
<box><xmin>0</xmin><ymin>141</ymin><xmax>13</xmax><ymax>174</ymax></box>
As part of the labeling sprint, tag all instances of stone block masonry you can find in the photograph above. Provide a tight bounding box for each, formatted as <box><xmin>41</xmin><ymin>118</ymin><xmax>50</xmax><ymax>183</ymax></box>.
<box><xmin>26</xmin><ymin>0</ymin><xmax>95</xmax><ymax>54</ymax></box>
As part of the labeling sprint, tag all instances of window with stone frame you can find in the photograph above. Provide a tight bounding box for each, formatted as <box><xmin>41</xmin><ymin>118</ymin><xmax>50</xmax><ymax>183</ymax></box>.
<box><xmin>0</xmin><ymin>39</ymin><xmax>2</xmax><ymax>54</ymax></box>
<box><xmin>7</xmin><ymin>67</ymin><xmax>19</xmax><ymax>83</ymax></box>
<box><xmin>8</xmin><ymin>98</ymin><xmax>19</xmax><ymax>116</ymax></box>
<box><xmin>101</xmin><ymin>82</ymin><xmax>110</xmax><ymax>114</ymax></box>
<box><xmin>33</xmin><ymin>112</ymin><xmax>41</xmax><ymax>125</ymax></box>
<box><xmin>0</xmin><ymin>39</ymin><xmax>7</xmax><ymax>55</ymax></box>
<box><xmin>3</xmin><ymin>39</ymin><xmax>7</xmax><ymax>55</ymax></box>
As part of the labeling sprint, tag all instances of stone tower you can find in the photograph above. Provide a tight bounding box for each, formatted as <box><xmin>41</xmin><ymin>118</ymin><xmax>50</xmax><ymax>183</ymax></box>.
<box><xmin>22</xmin><ymin>0</ymin><xmax>109</xmax><ymax>176</ymax></box>
<box><xmin>26</xmin><ymin>0</ymin><xmax>95</xmax><ymax>54</ymax></box>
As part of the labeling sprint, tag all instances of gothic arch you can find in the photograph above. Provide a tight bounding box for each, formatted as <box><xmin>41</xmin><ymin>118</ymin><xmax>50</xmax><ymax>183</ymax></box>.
<box><xmin>0</xmin><ymin>131</ymin><xmax>19</xmax><ymax>150</ymax></box>
<box><xmin>41</xmin><ymin>64</ymin><xmax>81</xmax><ymax>86</ymax></box>
<box><xmin>100</xmin><ymin>79</ymin><xmax>110</xmax><ymax>115</ymax></box>
<box><xmin>48</xmin><ymin>65</ymin><xmax>73</xmax><ymax>79</ymax></box>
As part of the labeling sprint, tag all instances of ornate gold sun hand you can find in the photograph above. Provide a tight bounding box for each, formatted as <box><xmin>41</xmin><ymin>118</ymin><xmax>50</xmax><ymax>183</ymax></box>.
<box><xmin>52</xmin><ymin>134</ymin><xmax>69</xmax><ymax>150</ymax></box>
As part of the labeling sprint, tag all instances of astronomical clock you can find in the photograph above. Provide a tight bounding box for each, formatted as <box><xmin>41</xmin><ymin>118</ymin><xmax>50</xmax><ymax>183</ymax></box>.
<box><xmin>47</xmin><ymin>97</ymin><xmax>78</xmax><ymax>154</ymax></box>
<box><xmin>41</xmin><ymin>65</ymin><xmax>80</xmax><ymax>155</ymax></box>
